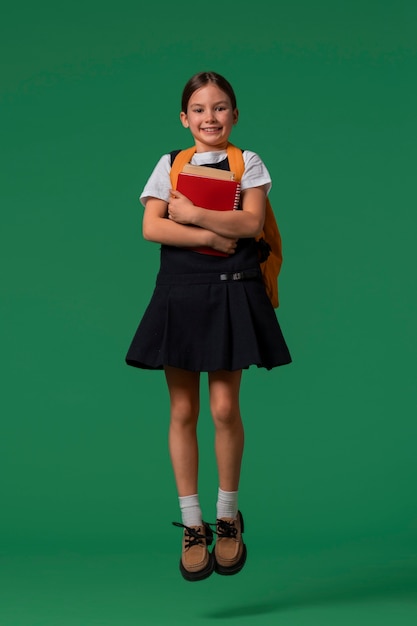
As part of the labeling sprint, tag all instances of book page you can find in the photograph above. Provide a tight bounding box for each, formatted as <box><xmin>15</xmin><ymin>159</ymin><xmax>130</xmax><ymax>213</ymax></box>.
<box><xmin>182</xmin><ymin>163</ymin><xmax>235</xmax><ymax>180</ymax></box>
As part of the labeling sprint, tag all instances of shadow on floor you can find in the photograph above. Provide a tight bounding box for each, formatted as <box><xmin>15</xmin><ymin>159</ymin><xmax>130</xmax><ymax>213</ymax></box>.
<box><xmin>203</xmin><ymin>560</ymin><xmax>417</xmax><ymax>619</ymax></box>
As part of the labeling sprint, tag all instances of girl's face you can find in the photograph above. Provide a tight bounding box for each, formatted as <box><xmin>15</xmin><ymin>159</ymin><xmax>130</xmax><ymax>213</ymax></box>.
<box><xmin>180</xmin><ymin>83</ymin><xmax>238</xmax><ymax>152</ymax></box>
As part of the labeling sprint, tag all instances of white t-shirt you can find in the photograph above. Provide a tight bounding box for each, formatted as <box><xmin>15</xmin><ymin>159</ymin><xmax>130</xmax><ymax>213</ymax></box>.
<box><xmin>140</xmin><ymin>149</ymin><xmax>272</xmax><ymax>206</ymax></box>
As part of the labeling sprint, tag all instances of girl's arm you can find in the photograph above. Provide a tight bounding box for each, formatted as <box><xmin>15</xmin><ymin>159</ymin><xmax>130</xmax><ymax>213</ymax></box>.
<box><xmin>167</xmin><ymin>186</ymin><xmax>266</xmax><ymax>238</ymax></box>
<box><xmin>143</xmin><ymin>197</ymin><xmax>238</xmax><ymax>255</ymax></box>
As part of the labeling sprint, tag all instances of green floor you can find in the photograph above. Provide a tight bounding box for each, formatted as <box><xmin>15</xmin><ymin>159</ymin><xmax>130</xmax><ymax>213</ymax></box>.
<box><xmin>2</xmin><ymin>530</ymin><xmax>416</xmax><ymax>625</ymax></box>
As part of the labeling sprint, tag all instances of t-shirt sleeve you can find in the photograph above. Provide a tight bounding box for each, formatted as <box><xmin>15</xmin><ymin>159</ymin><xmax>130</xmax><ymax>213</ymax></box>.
<box><xmin>241</xmin><ymin>151</ymin><xmax>272</xmax><ymax>195</ymax></box>
<box><xmin>139</xmin><ymin>154</ymin><xmax>171</xmax><ymax>206</ymax></box>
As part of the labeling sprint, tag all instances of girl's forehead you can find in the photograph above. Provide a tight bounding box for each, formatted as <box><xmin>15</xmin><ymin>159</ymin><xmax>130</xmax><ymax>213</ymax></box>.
<box><xmin>188</xmin><ymin>84</ymin><xmax>231</xmax><ymax>105</ymax></box>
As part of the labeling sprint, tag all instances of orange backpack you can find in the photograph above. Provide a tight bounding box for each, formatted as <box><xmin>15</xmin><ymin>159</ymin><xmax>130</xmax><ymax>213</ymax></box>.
<box><xmin>170</xmin><ymin>143</ymin><xmax>283</xmax><ymax>308</ymax></box>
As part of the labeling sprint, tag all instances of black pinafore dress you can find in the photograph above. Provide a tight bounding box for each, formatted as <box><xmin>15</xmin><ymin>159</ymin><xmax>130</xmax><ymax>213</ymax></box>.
<box><xmin>125</xmin><ymin>154</ymin><xmax>291</xmax><ymax>372</ymax></box>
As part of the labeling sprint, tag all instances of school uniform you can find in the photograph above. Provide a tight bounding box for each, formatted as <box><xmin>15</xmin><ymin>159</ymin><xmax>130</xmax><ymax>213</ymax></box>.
<box><xmin>125</xmin><ymin>149</ymin><xmax>291</xmax><ymax>372</ymax></box>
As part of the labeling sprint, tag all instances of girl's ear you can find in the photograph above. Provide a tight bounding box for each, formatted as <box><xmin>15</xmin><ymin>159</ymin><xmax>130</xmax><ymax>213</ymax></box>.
<box><xmin>233</xmin><ymin>108</ymin><xmax>239</xmax><ymax>125</ymax></box>
<box><xmin>180</xmin><ymin>112</ymin><xmax>189</xmax><ymax>128</ymax></box>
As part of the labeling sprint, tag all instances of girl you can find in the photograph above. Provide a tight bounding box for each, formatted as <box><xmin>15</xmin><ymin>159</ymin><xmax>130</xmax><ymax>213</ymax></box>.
<box><xmin>126</xmin><ymin>71</ymin><xmax>291</xmax><ymax>582</ymax></box>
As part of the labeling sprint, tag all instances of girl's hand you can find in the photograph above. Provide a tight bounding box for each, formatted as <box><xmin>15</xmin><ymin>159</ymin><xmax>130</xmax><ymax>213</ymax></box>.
<box><xmin>209</xmin><ymin>233</ymin><xmax>238</xmax><ymax>255</ymax></box>
<box><xmin>168</xmin><ymin>190</ymin><xmax>197</xmax><ymax>225</ymax></box>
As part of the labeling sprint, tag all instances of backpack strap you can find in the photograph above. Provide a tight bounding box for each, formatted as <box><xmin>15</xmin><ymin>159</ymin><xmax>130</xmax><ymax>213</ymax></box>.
<box><xmin>227</xmin><ymin>143</ymin><xmax>282</xmax><ymax>308</ymax></box>
<box><xmin>225</xmin><ymin>143</ymin><xmax>245</xmax><ymax>181</ymax></box>
<box><xmin>170</xmin><ymin>146</ymin><xmax>197</xmax><ymax>189</ymax></box>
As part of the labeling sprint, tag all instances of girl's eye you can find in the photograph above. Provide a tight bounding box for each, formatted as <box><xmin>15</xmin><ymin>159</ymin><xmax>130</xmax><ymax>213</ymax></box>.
<box><xmin>215</xmin><ymin>106</ymin><xmax>226</xmax><ymax>111</ymax></box>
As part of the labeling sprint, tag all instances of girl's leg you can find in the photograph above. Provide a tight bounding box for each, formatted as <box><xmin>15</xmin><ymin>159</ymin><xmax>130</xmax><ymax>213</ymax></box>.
<box><xmin>165</xmin><ymin>366</ymin><xmax>214</xmax><ymax>582</ymax></box>
<box><xmin>164</xmin><ymin>365</ymin><xmax>201</xmax><ymax>497</ymax></box>
<box><xmin>208</xmin><ymin>369</ymin><xmax>247</xmax><ymax>575</ymax></box>
<box><xmin>208</xmin><ymin>369</ymin><xmax>244</xmax><ymax>492</ymax></box>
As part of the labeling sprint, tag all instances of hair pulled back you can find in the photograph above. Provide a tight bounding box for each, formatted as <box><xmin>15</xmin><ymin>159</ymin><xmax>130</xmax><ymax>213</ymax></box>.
<box><xmin>181</xmin><ymin>71</ymin><xmax>237</xmax><ymax>113</ymax></box>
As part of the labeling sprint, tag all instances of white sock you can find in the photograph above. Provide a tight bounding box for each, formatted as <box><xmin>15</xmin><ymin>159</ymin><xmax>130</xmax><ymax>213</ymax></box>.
<box><xmin>179</xmin><ymin>494</ymin><xmax>203</xmax><ymax>527</ymax></box>
<box><xmin>216</xmin><ymin>488</ymin><xmax>238</xmax><ymax>520</ymax></box>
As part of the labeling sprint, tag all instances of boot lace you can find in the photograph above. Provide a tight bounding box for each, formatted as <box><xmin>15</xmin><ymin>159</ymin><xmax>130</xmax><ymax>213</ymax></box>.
<box><xmin>215</xmin><ymin>518</ymin><xmax>237</xmax><ymax>539</ymax></box>
<box><xmin>172</xmin><ymin>522</ymin><xmax>209</xmax><ymax>549</ymax></box>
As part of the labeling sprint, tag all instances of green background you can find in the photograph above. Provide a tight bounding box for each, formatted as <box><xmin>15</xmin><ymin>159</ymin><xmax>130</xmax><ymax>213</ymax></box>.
<box><xmin>1</xmin><ymin>1</ymin><xmax>416</xmax><ymax>624</ymax></box>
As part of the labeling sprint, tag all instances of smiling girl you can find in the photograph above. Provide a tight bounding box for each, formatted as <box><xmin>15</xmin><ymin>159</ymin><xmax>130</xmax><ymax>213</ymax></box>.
<box><xmin>126</xmin><ymin>71</ymin><xmax>291</xmax><ymax>581</ymax></box>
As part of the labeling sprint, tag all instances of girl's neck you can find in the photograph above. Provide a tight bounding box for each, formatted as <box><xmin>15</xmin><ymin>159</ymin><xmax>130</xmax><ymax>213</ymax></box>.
<box><xmin>195</xmin><ymin>148</ymin><xmax>226</xmax><ymax>153</ymax></box>
<box><xmin>194</xmin><ymin>139</ymin><xmax>230</xmax><ymax>153</ymax></box>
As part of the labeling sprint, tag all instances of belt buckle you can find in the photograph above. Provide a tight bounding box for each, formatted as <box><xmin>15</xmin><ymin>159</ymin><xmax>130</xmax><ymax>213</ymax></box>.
<box><xmin>232</xmin><ymin>272</ymin><xmax>242</xmax><ymax>281</ymax></box>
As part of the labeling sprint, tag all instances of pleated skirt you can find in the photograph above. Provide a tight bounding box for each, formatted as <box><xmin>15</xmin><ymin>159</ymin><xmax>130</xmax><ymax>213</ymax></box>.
<box><xmin>125</xmin><ymin>241</ymin><xmax>292</xmax><ymax>372</ymax></box>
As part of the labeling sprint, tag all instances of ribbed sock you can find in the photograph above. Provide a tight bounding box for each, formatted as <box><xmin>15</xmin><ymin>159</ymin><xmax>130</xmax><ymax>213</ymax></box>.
<box><xmin>216</xmin><ymin>488</ymin><xmax>238</xmax><ymax>520</ymax></box>
<box><xmin>178</xmin><ymin>494</ymin><xmax>203</xmax><ymax>527</ymax></box>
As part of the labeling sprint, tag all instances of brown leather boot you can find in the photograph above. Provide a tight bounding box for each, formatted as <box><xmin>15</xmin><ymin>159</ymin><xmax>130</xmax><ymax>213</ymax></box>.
<box><xmin>172</xmin><ymin>522</ymin><xmax>214</xmax><ymax>581</ymax></box>
<box><xmin>213</xmin><ymin>510</ymin><xmax>247</xmax><ymax>575</ymax></box>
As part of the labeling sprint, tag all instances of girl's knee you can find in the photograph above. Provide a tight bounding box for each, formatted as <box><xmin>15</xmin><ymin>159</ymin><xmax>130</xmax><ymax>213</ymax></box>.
<box><xmin>208</xmin><ymin>369</ymin><xmax>242</xmax><ymax>427</ymax></box>
<box><xmin>165</xmin><ymin>368</ymin><xmax>200</xmax><ymax>427</ymax></box>
<box><xmin>170</xmin><ymin>398</ymin><xmax>200</xmax><ymax>427</ymax></box>
<box><xmin>210</xmin><ymin>398</ymin><xmax>241</xmax><ymax>428</ymax></box>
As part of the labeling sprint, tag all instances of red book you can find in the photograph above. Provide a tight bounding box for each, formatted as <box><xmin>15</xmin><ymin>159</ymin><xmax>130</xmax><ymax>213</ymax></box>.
<box><xmin>176</xmin><ymin>171</ymin><xmax>241</xmax><ymax>256</ymax></box>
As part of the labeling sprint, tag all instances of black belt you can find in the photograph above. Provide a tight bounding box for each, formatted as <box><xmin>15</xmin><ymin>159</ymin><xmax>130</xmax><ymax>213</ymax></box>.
<box><xmin>157</xmin><ymin>268</ymin><xmax>261</xmax><ymax>285</ymax></box>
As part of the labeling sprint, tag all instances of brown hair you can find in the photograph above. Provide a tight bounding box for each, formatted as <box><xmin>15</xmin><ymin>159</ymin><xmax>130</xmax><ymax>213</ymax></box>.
<box><xmin>181</xmin><ymin>71</ymin><xmax>237</xmax><ymax>113</ymax></box>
